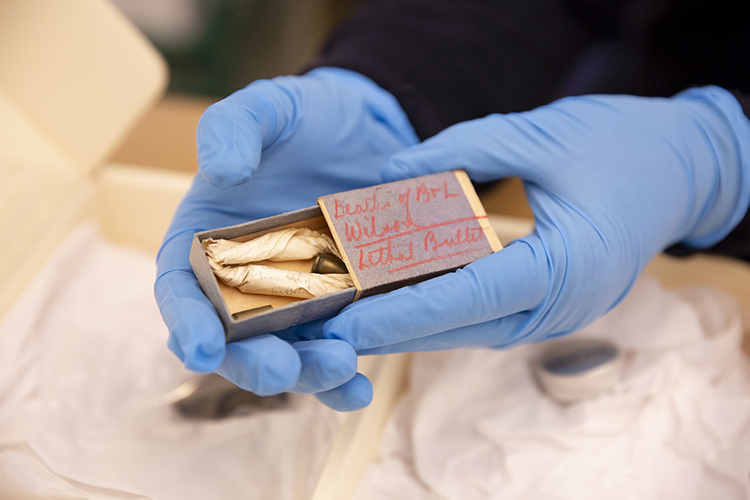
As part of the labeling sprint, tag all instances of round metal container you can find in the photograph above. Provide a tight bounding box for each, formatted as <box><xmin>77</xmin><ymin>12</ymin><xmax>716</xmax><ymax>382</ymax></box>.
<box><xmin>536</xmin><ymin>338</ymin><xmax>622</xmax><ymax>403</ymax></box>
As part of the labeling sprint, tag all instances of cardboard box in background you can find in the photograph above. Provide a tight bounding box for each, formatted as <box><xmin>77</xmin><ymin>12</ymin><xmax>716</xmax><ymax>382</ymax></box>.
<box><xmin>0</xmin><ymin>0</ymin><xmax>169</xmax><ymax>318</ymax></box>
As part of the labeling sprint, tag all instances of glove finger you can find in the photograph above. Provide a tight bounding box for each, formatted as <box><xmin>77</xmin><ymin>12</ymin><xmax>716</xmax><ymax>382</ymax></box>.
<box><xmin>355</xmin><ymin>312</ymin><xmax>537</xmax><ymax>355</ymax></box>
<box><xmin>216</xmin><ymin>334</ymin><xmax>301</xmax><ymax>397</ymax></box>
<box><xmin>155</xmin><ymin>269</ymin><xmax>226</xmax><ymax>373</ymax></box>
<box><xmin>382</xmin><ymin>112</ymin><xmax>566</xmax><ymax>184</ymax></box>
<box><xmin>291</xmin><ymin>339</ymin><xmax>358</xmax><ymax>394</ymax></box>
<box><xmin>314</xmin><ymin>373</ymin><xmax>373</xmax><ymax>412</ymax></box>
<box><xmin>289</xmin><ymin>317</ymin><xmax>330</xmax><ymax>342</ymax></box>
<box><xmin>271</xmin><ymin>317</ymin><xmax>335</xmax><ymax>344</ymax></box>
<box><xmin>196</xmin><ymin>80</ymin><xmax>296</xmax><ymax>188</ymax></box>
<box><xmin>323</xmin><ymin>235</ymin><xmax>549</xmax><ymax>350</ymax></box>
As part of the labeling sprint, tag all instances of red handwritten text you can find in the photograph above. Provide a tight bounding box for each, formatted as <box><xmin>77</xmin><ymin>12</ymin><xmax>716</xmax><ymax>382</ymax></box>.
<box><xmin>423</xmin><ymin>226</ymin><xmax>484</xmax><ymax>252</ymax></box>
<box><xmin>415</xmin><ymin>180</ymin><xmax>460</xmax><ymax>202</ymax></box>
<box><xmin>334</xmin><ymin>192</ymin><xmax>391</xmax><ymax>219</ymax></box>
<box><xmin>359</xmin><ymin>240</ymin><xmax>415</xmax><ymax>270</ymax></box>
<box><xmin>343</xmin><ymin>188</ymin><xmax>419</xmax><ymax>242</ymax></box>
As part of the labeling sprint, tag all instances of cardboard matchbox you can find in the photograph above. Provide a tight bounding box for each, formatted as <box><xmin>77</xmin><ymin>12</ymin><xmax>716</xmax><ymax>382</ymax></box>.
<box><xmin>190</xmin><ymin>170</ymin><xmax>503</xmax><ymax>343</ymax></box>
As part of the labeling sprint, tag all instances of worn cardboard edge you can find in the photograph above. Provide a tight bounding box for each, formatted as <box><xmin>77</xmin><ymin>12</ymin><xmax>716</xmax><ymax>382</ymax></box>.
<box><xmin>454</xmin><ymin>170</ymin><xmax>504</xmax><ymax>252</ymax></box>
<box><xmin>360</xmin><ymin>265</ymin><xmax>468</xmax><ymax>298</ymax></box>
<box><xmin>224</xmin><ymin>287</ymin><xmax>356</xmax><ymax>343</ymax></box>
<box><xmin>193</xmin><ymin>206</ymin><xmax>323</xmax><ymax>242</ymax></box>
<box><xmin>190</xmin><ymin>206</ymin><xmax>357</xmax><ymax>343</ymax></box>
<box><xmin>189</xmin><ymin>237</ymin><xmax>233</xmax><ymax>330</ymax></box>
<box><xmin>318</xmin><ymin>199</ymin><xmax>363</xmax><ymax>300</ymax></box>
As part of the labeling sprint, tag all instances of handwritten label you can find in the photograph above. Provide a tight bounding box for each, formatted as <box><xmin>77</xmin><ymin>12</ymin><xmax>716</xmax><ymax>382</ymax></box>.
<box><xmin>320</xmin><ymin>171</ymin><xmax>493</xmax><ymax>293</ymax></box>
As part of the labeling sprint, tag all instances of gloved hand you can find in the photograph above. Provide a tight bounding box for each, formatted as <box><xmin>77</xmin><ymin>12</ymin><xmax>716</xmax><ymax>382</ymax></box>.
<box><xmin>154</xmin><ymin>67</ymin><xmax>418</xmax><ymax>411</ymax></box>
<box><xmin>324</xmin><ymin>86</ymin><xmax>750</xmax><ymax>356</ymax></box>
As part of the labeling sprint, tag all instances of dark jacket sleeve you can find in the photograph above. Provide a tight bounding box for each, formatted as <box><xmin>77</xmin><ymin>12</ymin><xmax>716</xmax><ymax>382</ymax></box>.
<box><xmin>309</xmin><ymin>0</ymin><xmax>606</xmax><ymax>140</ymax></box>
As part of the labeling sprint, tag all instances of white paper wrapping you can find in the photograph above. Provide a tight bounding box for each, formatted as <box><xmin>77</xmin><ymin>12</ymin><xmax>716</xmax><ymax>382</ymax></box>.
<box><xmin>205</xmin><ymin>228</ymin><xmax>342</xmax><ymax>264</ymax></box>
<box><xmin>205</xmin><ymin>228</ymin><xmax>353</xmax><ymax>298</ymax></box>
<box><xmin>210</xmin><ymin>262</ymin><xmax>353</xmax><ymax>299</ymax></box>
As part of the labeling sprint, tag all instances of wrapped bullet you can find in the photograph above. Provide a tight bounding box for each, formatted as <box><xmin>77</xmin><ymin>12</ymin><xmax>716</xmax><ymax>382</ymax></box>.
<box><xmin>204</xmin><ymin>228</ymin><xmax>352</xmax><ymax>298</ymax></box>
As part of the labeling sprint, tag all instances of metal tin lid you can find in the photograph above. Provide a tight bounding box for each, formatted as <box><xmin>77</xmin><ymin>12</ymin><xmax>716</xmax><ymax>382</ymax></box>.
<box><xmin>535</xmin><ymin>338</ymin><xmax>622</xmax><ymax>403</ymax></box>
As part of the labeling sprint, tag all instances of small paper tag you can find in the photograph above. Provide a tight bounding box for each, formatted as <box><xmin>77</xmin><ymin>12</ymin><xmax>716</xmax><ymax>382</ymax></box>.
<box><xmin>320</xmin><ymin>171</ymin><xmax>494</xmax><ymax>294</ymax></box>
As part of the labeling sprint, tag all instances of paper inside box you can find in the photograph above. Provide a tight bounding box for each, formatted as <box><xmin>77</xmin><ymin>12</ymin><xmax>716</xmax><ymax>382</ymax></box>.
<box><xmin>202</xmin><ymin>215</ymin><xmax>344</xmax><ymax>314</ymax></box>
<box><xmin>190</xmin><ymin>206</ymin><xmax>357</xmax><ymax>343</ymax></box>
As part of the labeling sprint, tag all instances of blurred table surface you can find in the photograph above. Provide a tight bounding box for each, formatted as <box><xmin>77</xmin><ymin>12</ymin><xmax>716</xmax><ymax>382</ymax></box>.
<box><xmin>111</xmin><ymin>93</ymin><xmax>750</xmax><ymax>349</ymax></box>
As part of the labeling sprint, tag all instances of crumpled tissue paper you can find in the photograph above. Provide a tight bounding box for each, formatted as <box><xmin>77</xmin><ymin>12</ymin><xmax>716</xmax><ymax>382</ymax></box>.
<box><xmin>355</xmin><ymin>277</ymin><xmax>750</xmax><ymax>500</ymax></box>
<box><xmin>0</xmin><ymin>224</ymin><xmax>342</xmax><ymax>500</ymax></box>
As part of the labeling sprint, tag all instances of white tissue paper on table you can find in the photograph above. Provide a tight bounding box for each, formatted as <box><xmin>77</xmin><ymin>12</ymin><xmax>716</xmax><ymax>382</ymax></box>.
<box><xmin>355</xmin><ymin>277</ymin><xmax>750</xmax><ymax>500</ymax></box>
<box><xmin>0</xmin><ymin>224</ymin><xmax>342</xmax><ymax>500</ymax></box>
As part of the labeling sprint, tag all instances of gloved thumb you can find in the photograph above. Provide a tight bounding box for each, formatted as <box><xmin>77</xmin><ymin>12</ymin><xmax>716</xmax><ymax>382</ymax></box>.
<box><xmin>196</xmin><ymin>80</ymin><xmax>295</xmax><ymax>188</ymax></box>
<box><xmin>381</xmin><ymin>111</ymin><xmax>572</xmax><ymax>185</ymax></box>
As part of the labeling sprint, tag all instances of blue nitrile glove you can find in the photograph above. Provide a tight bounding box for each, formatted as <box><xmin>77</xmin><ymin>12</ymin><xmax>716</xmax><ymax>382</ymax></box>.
<box><xmin>154</xmin><ymin>67</ymin><xmax>418</xmax><ymax>411</ymax></box>
<box><xmin>323</xmin><ymin>86</ymin><xmax>750</xmax><ymax>356</ymax></box>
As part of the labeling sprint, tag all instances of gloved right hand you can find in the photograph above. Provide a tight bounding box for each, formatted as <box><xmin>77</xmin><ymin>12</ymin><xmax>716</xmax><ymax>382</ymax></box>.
<box><xmin>154</xmin><ymin>67</ymin><xmax>419</xmax><ymax>411</ymax></box>
<box><xmin>323</xmin><ymin>86</ymin><xmax>750</xmax><ymax>357</ymax></box>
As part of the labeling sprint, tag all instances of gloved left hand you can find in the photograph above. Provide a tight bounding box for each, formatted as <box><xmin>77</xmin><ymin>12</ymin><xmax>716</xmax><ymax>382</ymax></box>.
<box><xmin>154</xmin><ymin>68</ymin><xmax>418</xmax><ymax>411</ymax></box>
<box><xmin>323</xmin><ymin>86</ymin><xmax>750</xmax><ymax>356</ymax></box>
